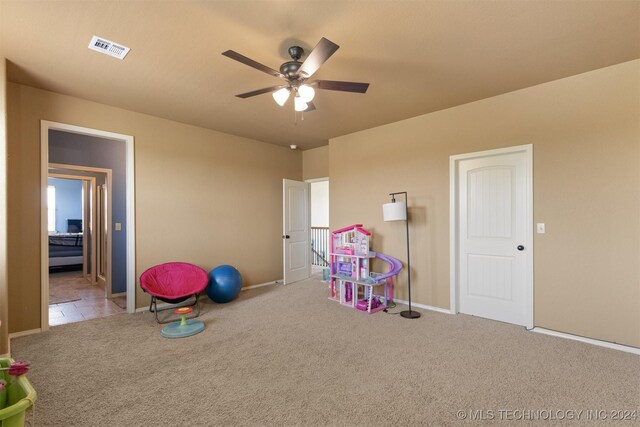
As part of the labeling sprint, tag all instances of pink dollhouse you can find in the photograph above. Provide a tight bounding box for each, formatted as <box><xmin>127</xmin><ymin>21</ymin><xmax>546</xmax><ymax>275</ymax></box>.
<box><xmin>328</xmin><ymin>224</ymin><xmax>402</xmax><ymax>314</ymax></box>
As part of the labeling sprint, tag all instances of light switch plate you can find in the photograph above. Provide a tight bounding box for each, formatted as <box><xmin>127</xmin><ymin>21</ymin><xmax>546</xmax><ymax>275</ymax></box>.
<box><xmin>536</xmin><ymin>223</ymin><xmax>545</xmax><ymax>234</ymax></box>
<box><xmin>115</xmin><ymin>222</ymin><xmax>122</xmax><ymax>231</ymax></box>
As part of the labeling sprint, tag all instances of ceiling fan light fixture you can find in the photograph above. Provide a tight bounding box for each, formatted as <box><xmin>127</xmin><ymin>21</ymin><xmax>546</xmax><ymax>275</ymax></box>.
<box><xmin>272</xmin><ymin>87</ymin><xmax>291</xmax><ymax>106</ymax></box>
<box><xmin>294</xmin><ymin>95</ymin><xmax>308</xmax><ymax>112</ymax></box>
<box><xmin>224</xmin><ymin>38</ymin><xmax>369</xmax><ymax>114</ymax></box>
<box><xmin>298</xmin><ymin>84</ymin><xmax>315</xmax><ymax>102</ymax></box>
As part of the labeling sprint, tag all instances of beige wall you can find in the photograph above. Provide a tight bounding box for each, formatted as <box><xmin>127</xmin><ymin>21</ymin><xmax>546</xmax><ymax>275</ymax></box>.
<box><xmin>0</xmin><ymin>58</ymin><xmax>8</xmax><ymax>355</ymax></box>
<box><xmin>7</xmin><ymin>83</ymin><xmax>301</xmax><ymax>332</ymax></box>
<box><xmin>302</xmin><ymin>146</ymin><xmax>329</xmax><ymax>180</ymax></box>
<box><xmin>330</xmin><ymin>60</ymin><xmax>640</xmax><ymax>347</ymax></box>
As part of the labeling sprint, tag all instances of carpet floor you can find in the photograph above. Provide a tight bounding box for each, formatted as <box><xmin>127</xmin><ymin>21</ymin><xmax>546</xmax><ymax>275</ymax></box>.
<box><xmin>11</xmin><ymin>276</ymin><xmax>640</xmax><ymax>426</ymax></box>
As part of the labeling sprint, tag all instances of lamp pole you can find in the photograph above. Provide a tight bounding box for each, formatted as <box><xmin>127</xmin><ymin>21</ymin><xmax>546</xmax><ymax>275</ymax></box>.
<box><xmin>389</xmin><ymin>192</ymin><xmax>420</xmax><ymax>319</ymax></box>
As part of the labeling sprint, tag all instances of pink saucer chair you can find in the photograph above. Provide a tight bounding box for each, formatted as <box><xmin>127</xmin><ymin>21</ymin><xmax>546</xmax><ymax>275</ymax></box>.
<box><xmin>140</xmin><ymin>262</ymin><xmax>209</xmax><ymax>324</ymax></box>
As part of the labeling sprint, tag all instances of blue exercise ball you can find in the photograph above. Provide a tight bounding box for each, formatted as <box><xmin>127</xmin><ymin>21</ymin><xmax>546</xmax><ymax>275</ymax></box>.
<box><xmin>207</xmin><ymin>265</ymin><xmax>242</xmax><ymax>303</ymax></box>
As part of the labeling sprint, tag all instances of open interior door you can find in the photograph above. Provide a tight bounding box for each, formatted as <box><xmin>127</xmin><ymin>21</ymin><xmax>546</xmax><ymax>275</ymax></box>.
<box><xmin>96</xmin><ymin>183</ymin><xmax>108</xmax><ymax>291</ymax></box>
<box><xmin>283</xmin><ymin>179</ymin><xmax>310</xmax><ymax>284</ymax></box>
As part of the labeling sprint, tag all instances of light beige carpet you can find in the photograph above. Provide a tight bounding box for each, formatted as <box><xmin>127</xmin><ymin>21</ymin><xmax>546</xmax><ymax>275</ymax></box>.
<box><xmin>12</xmin><ymin>276</ymin><xmax>640</xmax><ymax>426</ymax></box>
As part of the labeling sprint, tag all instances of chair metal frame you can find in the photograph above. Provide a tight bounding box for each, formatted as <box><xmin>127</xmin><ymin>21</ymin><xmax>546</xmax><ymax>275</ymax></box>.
<box><xmin>148</xmin><ymin>293</ymin><xmax>203</xmax><ymax>324</ymax></box>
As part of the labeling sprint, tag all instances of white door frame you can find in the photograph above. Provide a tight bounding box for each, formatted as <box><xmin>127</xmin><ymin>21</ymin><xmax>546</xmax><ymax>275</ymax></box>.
<box><xmin>306</xmin><ymin>177</ymin><xmax>329</xmax><ymax>269</ymax></box>
<box><xmin>96</xmin><ymin>182</ymin><xmax>108</xmax><ymax>292</ymax></box>
<box><xmin>40</xmin><ymin>120</ymin><xmax>136</xmax><ymax>331</ymax></box>
<box><xmin>48</xmin><ymin>172</ymin><xmax>98</xmax><ymax>286</ymax></box>
<box><xmin>305</xmin><ymin>177</ymin><xmax>329</xmax><ymax>183</ymax></box>
<box><xmin>49</xmin><ymin>163</ymin><xmax>113</xmax><ymax>297</ymax></box>
<box><xmin>449</xmin><ymin>144</ymin><xmax>533</xmax><ymax>328</ymax></box>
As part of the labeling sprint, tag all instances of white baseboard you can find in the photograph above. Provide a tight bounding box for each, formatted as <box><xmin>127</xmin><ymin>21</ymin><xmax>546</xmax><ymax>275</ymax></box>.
<box><xmin>392</xmin><ymin>299</ymin><xmax>453</xmax><ymax>315</ymax></box>
<box><xmin>241</xmin><ymin>280</ymin><xmax>279</xmax><ymax>291</ymax></box>
<box><xmin>377</xmin><ymin>302</ymin><xmax>638</xmax><ymax>355</ymax></box>
<box><xmin>531</xmin><ymin>327</ymin><xmax>640</xmax><ymax>355</ymax></box>
<box><xmin>135</xmin><ymin>281</ymin><xmax>279</xmax><ymax>312</ymax></box>
<box><xmin>9</xmin><ymin>328</ymin><xmax>42</xmax><ymax>339</ymax></box>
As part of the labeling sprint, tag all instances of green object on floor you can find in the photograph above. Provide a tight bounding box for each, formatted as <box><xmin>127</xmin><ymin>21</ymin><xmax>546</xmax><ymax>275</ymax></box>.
<box><xmin>0</xmin><ymin>358</ymin><xmax>37</xmax><ymax>427</ymax></box>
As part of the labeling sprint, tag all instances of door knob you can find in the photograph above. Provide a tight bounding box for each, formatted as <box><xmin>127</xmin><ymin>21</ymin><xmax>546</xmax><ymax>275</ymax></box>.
<box><xmin>517</xmin><ymin>245</ymin><xmax>524</xmax><ymax>251</ymax></box>
<box><xmin>282</xmin><ymin>235</ymin><xmax>290</xmax><ymax>239</ymax></box>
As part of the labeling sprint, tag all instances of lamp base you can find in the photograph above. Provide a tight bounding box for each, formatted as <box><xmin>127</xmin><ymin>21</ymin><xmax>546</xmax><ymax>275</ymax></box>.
<box><xmin>400</xmin><ymin>310</ymin><xmax>421</xmax><ymax>319</ymax></box>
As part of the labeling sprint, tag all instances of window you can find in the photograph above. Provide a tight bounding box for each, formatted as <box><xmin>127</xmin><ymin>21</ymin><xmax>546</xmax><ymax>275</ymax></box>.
<box><xmin>47</xmin><ymin>185</ymin><xmax>56</xmax><ymax>232</ymax></box>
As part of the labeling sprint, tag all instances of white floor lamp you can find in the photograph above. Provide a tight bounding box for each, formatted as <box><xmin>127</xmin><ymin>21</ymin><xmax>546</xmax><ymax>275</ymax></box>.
<box><xmin>383</xmin><ymin>192</ymin><xmax>420</xmax><ymax>319</ymax></box>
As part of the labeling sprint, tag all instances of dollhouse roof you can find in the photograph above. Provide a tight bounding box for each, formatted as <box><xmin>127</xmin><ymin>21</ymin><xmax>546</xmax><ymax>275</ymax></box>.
<box><xmin>355</xmin><ymin>227</ymin><xmax>371</xmax><ymax>236</ymax></box>
<box><xmin>332</xmin><ymin>224</ymin><xmax>371</xmax><ymax>236</ymax></box>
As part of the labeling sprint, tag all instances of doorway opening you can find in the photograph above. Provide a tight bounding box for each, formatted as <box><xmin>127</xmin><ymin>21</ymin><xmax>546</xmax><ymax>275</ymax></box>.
<box><xmin>47</xmin><ymin>166</ymin><xmax>123</xmax><ymax>325</ymax></box>
<box><xmin>40</xmin><ymin>121</ymin><xmax>136</xmax><ymax>331</ymax></box>
<box><xmin>308</xmin><ymin>178</ymin><xmax>329</xmax><ymax>277</ymax></box>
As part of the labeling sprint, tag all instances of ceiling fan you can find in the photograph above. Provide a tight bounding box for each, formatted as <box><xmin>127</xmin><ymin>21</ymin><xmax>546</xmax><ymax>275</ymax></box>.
<box><xmin>222</xmin><ymin>37</ymin><xmax>369</xmax><ymax>112</ymax></box>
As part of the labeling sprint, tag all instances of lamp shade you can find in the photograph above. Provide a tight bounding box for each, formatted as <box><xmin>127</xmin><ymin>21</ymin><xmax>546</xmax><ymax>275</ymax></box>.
<box><xmin>272</xmin><ymin>88</ymin><xmax>290</xmax><ymax>106</ymax></box>
<box><xmin>298</xmin><ymin>84</ymin><xmax>315</xmax><ymax>102</ymax></box>
<box><xmin>383</xmin><ymin>202</ymin><xmax>407</xmax><ymax>221</ymax></box>
<box><xmin>294</xmin><ymin>95</ymin><xmax>308</xmax><ymax>112</ymax></box>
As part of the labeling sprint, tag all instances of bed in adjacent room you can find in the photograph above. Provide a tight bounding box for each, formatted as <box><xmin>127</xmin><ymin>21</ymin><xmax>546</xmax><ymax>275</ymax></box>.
<box><xmin>49</xmin><ymin>232</ymin><xmax>83</xmax><ymax>268</ymax></box>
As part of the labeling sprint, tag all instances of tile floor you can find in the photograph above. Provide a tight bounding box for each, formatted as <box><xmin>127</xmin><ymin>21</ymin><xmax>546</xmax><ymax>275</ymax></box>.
<box><xmin>49</xmin><ymin>270</ymin><xmax>125</xmax><ymax>326</ymax></box>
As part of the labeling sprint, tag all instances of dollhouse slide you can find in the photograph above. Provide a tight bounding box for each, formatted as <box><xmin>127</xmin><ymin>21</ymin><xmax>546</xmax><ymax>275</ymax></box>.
<box><xmin>328</xmin><ymin>224</ymin><xmax>403</xmax><ymax>314</ymax></box>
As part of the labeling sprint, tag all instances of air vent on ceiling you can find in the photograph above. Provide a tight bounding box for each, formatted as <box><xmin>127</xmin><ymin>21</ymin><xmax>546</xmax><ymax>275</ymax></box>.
<box><xmin>88</xmin><ymin>35</ymin><xmax>130</xmax><ymax>60</ymax></box>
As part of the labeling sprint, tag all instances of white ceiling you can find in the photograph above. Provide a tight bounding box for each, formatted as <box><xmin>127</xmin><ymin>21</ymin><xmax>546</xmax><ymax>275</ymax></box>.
<box><xmin>1</xmin><ymin>0</ymin><xmax>639</xmax><ymax>150</ymax></box>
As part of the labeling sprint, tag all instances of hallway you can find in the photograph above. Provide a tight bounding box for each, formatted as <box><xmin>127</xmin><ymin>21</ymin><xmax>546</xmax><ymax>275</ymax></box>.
<box><xmin>48</xmin><ymin>270</ymin><xmax>124</xmax><ymax>326</ymax></box>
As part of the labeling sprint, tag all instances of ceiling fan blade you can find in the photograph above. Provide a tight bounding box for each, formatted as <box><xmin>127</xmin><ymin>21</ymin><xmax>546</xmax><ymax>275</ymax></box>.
<box><xmin>315</xmin><ymin>80</ymin><xmax>369</xmax><ymax>93</ymax></box>
<box><xmin>304</xmin><ymin>101</ymin><xmax>316</xmax><ymax>112</ymax></box>
<box><xmin>222</xmin><ymin>50</ymin><xmax>286</xmax><ymax>79</ymax></box>
<box><xmin>235</xmin><ymin>85</ymin><xmax>287</xmax><ymax>98</ymax></box>
<box><xmin>298</xmin><ymin>38</ymin><xmax>339</xmax><ymax>78</ymax></box>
